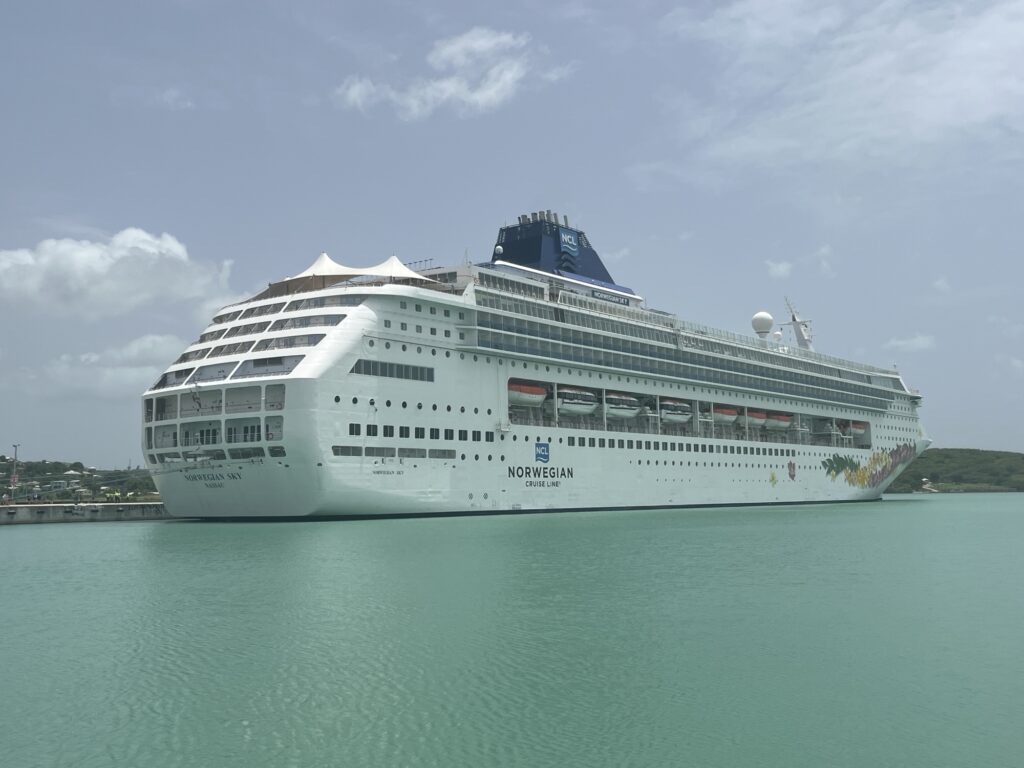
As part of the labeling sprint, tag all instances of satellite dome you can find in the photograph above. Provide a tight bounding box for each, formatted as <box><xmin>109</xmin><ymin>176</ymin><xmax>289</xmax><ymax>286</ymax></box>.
<box><xmin>752</xmin><ymin>311</ymin><xmax>774</xmax><ymax>337</ymax></box>
<box><xmin>771</xmin><ymin>330</ymin><xmax>783</xmax><ymax>342</ymax></box>
<box><xmin>494</xmin><ymin>245</ymin><xmax>503</xmax><ymax>256</ymax></box>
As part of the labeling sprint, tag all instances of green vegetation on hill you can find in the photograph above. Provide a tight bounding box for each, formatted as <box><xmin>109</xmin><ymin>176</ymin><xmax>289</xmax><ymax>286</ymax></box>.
<box><xmin>887</xmin><ymin>448</ymin><xmax>1024</xmax><ymax>493</ymax></box>
<box><xmin>0</xmin><ymin>457</ymin><xmax>156</xmax><ymax>503</ymax></box>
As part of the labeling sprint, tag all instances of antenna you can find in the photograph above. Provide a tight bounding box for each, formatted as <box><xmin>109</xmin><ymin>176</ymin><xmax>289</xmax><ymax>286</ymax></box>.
<box><xmin>781</xmin><ymin>297</ymin><xmax>814</xmax><ymax>351</ymax></box>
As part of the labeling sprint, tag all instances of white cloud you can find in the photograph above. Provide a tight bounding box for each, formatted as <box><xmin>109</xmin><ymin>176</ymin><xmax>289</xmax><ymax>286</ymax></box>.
<box><xmin>662</xmin><ymin>0</ymin><xmax>1024</xmax><ymax>166</ymax></box>
<box><xmin>765</xmin><ymin>259</ymin><xmax>793</xmax><ymax>278</ymax></box>
<box><xmin>153</xmin><ymin>87</ymin><xmax>195</xmax><ymax>111</ymax></box>
<box><xmin>0</xmin><ymin>228</ymin><xmax>233</xmax><ymax>318</ymax></box>
<box><xmin>334</xmin><ymin>27</ymin><xmax>569</xmax><ymax>120</ymax></box>
<box><xmin>995</xmin><ymin>354</ymin><xmax>1024</xmax><ymax>377</ymax></box>
<box><xmin>1</xmin><ymin>335</ymin><xmax>187</xmax><ymax>400</ymax></box>
<box><xmin>883</xmin><ymin>333</ymin><xmax>936</xmax><ymax>351</ymax></box>
<box><xmin>933</xmin><ymin>276</ymin><xmax>951</xmax><ymax>293</ymax></box>
<box><xmin>814</xmin><ymin>245</ymin><xmax>836</xmax><ymax>278</ymax></box>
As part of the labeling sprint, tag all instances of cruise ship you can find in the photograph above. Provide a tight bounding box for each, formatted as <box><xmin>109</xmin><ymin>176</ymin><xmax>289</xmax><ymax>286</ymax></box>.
<box><xmin>141</xmin><ymin>211</ymin><xmax>929</xmax><ymax>518</ymax></box>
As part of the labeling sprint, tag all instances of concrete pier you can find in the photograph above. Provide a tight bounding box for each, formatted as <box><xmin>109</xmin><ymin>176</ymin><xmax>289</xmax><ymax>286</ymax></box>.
<box><xmin>1</xmin><ymin>502</ymin><xmax>172</xmax><ymax>525</ymax></box>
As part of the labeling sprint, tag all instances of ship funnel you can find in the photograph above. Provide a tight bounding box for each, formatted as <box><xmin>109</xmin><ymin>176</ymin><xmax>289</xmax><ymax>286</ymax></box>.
<box><xmin>563</xmin><ymin>214</ymin><xmax>569</xmax><ymax>227</ymax></box>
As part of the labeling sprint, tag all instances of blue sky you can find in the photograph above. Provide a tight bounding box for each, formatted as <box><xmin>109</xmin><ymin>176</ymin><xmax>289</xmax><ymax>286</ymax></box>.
<box><xmin>2</xmin><ymin>0</ymin><xmax>1022</xmax><ymax>467</ymax></box>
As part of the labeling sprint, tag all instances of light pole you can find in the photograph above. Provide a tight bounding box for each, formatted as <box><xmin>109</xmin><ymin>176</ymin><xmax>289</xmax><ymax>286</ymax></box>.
<box><xmin>11</xmin><ymin>443</ymin><xmax>19</xmax><ymax>501</ymax></box>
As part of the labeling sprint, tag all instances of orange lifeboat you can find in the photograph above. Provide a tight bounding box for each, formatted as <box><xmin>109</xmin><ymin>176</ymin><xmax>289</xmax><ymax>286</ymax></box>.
<box><xmin>507</xmin><ymin>381</ymin><xmax>547</xmax><ymax>407</ymax></box>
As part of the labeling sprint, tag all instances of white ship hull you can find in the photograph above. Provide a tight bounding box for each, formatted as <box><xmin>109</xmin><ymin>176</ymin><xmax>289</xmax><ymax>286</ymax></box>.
<box><xmin>143</xmin><ymin>213</ymin><xmax>929</xmax><ymax>518</ymax></box>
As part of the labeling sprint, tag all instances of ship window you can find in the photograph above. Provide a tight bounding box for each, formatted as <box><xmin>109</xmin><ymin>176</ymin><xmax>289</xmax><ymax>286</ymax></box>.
<box><xmin>485</xmin><ymin>432</ymin><xmax>494</xmax><ymax>442</ymax></box>
<box><xmin>190</xmin><ymin>362</ymin><xmax>239</xmax><ymax>383</ymax></box>
<box><xmin>270</xmin><ymin>315</ymin><xmax>345</xmax><ymax>331</ymax></box>
<box><xmin>444</xmin><ymin>429</ymin><xmax>454</xmax><ymax>440</ymax></box>
<box><xmin>428</xmin><ymin>449</ymin><xmax>456</xmax><ymax>459</ymax></box>
<box><xmin>430</xmin><ymin>328</ymin><xmax>437</xmax><ymax>336</ymax></box>
<box><xmin>444</xmin><ymin>310</ymin><xmax>450</xmax><ymax>317</ymax></box>
<box><xmin>223</xmin><ymin>322</ymin><xmax>270</xmax><ymax>338</ymax></box>
<box><xmin>268</xmin><ymin>446</ymin><xmax>286</xmax><ymax>457</ymax></box>
<box><xmin>383</xmin><ymin>425</ymin><xmax>395</xmax><ymax>438</ymax></box>
<box><xmin>398</xmin><ymin>448</ymin><xmax>427</xmax><ymax>458</ymax></box>
<box><xmin>366</xmin><ymin>425</ymin><xmax>378</xmax><ymax>436</ymax></box>
<box><xmin>416</xmin><ymin>325</ymin><xmax>422</xmax><ymax>333</ymax></box>
<box><xmin>285</xmin><ymin>295</ymin><xmax>365</xmax><ymax>311</ymax></box>
<box><xmin>209</xmin><ymin>341</ymin><xmax>256</xmax><ymax>358</ymax></box>
<box><xmin>350</xmin><ymin>359</ymin><xmax>435</xmax><ymax>382</ymax></box>
<box><xmin>349</xmin><ymin>423</ymin><xmax>361</xmax><ymax>436</ymax></box>
<box><xmin>588</xmin><ymin>438</ymin><xmax>596</xmax><ymax>447</ymax></box>
<box><xmin>401</xmin><ymin>322</ymin><xmax>408</xmax><ymax>331</ymax></box>
<box><xmin>333</xmin><ymin>445</ymin><xmax>362</xmax><ymax>456</ymax></box>
<box><xmin>458</xmin><ymin>430</ymin><xmax>468</xmax><ymax>441</ymax></box>
<box><xmin>429</xmin><ymin>307</ymin><xmax>436</xmax><ymax>315</ymax></box>
<box><xmin>231</xmin><ymin>355</ymin><xmax>305</xmax><ymax>379</ymax></box>
<box><xmin>400</xmin><ymin>301</ymin><xmax>407</xmax><ymax>309</ymax></box>
<box><xmin>384</xmin><ymin>320</ymin><xmax>391</xmax><ymax>328</ymax></box>
<box><xmin>365</xmin><ymin>447</ymin><xmax>395</xmax><ymax>457</ymax></box>
<box><xmin>430</xmin><ymin>428</ymin><xmax>440</xmax><ymax>439</ymax></box>
<box><xmin>253</xmin><ymin>334</ymin><xmax>325</xmax><ymax>352</ymax></box>
<box><xmin>415</xmin><ymin>427</ymin><xmax>425</xmax><ymax>439</ymax></box>
<box><xmin>568</xmin><ymin>437</ymin><xmax>576</xmax><ymax>446</ymax></box>
<box><xmin>240</xmin><ymin>302</ymin><xmax>285</xmax><ymax>319</ymax></box>
<box><xmin>415</xmin><ymin>304</ymin><xmax>422</xmax><ymax>312</ymax></box>
<box><xmin>151</xmin><ymin>368</ymin><xmax>196</xmax><ymax>390</ymax></box>
<box><xmin>471</xmin><ymin>431</ymin><xmax>481</xmax><ymax>442</ymax></box>
<box><xmin>175</xmin><ymin>347</ymin><xmax>212</xmax><ymax>364</ymax></box>
<box><xmin>618</xmin><ymin>440</ymin><xmax>625</xmax><ymax>448</ymax></box>
<box><xmin>228</xmin><ymin>447</ymin><xmax>265</xmax><ymax>459</ymax></box>
<box><xmin>653</xmin><ymin>442</ymin><xmax>659</xmax><ymax>451</ymax></box>
<box><xmin>212</xmin><ymin>310</ymin><xmax>242</xmax><ymax>325</ymax></box>
<box><xmin>598</xmin><ymin>438</ymin><xmax>606</xmax><ymax>448</ymax></box>
<box><xmin>399</xmin><ymin>426</ymin><xmax>410</xmax><ymax>438</ymax></box>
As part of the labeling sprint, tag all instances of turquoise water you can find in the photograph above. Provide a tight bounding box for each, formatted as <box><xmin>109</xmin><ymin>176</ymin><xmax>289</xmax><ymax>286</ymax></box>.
<box><xmin>1</xmin><ymin>495</ymin><xmax>1021</xmax><ymax>767</ymax></box>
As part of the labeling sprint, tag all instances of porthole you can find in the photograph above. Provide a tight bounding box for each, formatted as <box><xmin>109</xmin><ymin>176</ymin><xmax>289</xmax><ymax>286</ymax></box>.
<box><xmin>384</xmin><ymin>342</ymin><xmax>390</xmax><ymax>349</ymax></box>
<box><xmin>432</xmin><ymin>404</ymin><xmax>438</xmax><ymax>411</ymax></box>
<box><xmin>446</xmin><ymin>405</ymin><xmax>452</xmax><ymax>412</ymax></box>
<box><xmin>351</xmin><ymin>397</ymin><xmax>357</xmax><ymax>404</ymax></box>
<box><xmin>473</xmin><ymin>407</ymin><xmax>478</xmax><ymax>414</ymax></box>
<box><xmin>460</xmin><ymin>406</ymin><xmax>465</xmax><ymax>413</ymax></box>
<box><xmin>402</xmin><ymin>401</ymin><xmax>407</xmax><ymax>408</ymax></box>
<box><xmin>431</xmin><ymin>349</ymin><xmax>437</xmax><ymax>356</ymax></box>
<box><xmin>369</xmin><ymin>399</ymin><xmax>375</xmax><ymax>406</ymax></box>
<box><xmin>445</xmin><ymin>351</ymin><xmax>451</xmax><ymax>358</ymax></box>
<box><xmin>334</xmin><ymin>395</ymin><xmax>341</xmax><ymax>403</ymax></box>
<box><xmin>402</xmin><ymin>344</ymin><xmax>407</xmax><ymax>351</ymax></box>
<box><xmin>368</xmin><ymin>340</ymin><xmax>375</xmax><ymax>347</ymax></box>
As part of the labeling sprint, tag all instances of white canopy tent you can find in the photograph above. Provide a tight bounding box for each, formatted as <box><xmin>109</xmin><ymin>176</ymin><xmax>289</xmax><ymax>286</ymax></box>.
<box><xmin>253</xmin><ymin>252</ymin><xmax>435</xmax><ymax>298</ymax></box>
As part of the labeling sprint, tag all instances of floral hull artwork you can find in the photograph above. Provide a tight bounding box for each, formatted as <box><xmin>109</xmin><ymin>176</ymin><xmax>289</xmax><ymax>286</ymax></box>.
<box><xmin>822</xmin><ymin>442</ymin><xmax>917</xmax><ymax>489</ymax></box>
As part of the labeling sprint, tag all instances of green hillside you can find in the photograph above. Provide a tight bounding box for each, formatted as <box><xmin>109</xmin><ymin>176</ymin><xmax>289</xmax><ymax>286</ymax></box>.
<box><xmin>887</xmin><ymin>448</ymin><xmax>1024</xmax><ymax>493</ymax></box>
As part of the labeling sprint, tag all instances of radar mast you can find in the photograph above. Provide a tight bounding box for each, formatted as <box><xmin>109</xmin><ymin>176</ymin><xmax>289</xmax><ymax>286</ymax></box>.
<box><xmin>783</xmin><ymin>297</ymin><xmax>814</xmax><ymax>351</ymax></box>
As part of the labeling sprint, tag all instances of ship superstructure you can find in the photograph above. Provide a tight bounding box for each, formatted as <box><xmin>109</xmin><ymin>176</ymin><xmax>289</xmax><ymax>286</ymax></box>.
<box><xmin>142</xmin><ymin>211</ymin><xmax>929</xmax><ymax>517</ymax></box>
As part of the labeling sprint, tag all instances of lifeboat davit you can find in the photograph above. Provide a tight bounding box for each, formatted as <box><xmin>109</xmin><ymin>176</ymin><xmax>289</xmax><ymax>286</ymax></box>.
<box><xmin>604</xmin><ymin>392</ymin><xmax>641</xmax><ymax>419</ymax></box>
<box><xmin>851</xmin><ymin>421</ymin><xmax>867</xmax><ymax>436</ymax></box>
<box><xmin>507</xmin><ymin>381</ymin><xmax>547</xmax><ymax>407</ymax></box>
<box><xmin>740</xmin><ymin>409</ymin><xmax>767</xmax><ymax>427</ymax></box>
<box><xmin>660</xmin><ymin>398</ymin><xmax>692</xmax><ymax>423</ymax></box>
<box><xmin>765</xmin><ymin>412</ymin><xmax>793</xmax><ymax>430</ymax></box>
<box><xmin>554</xmin><ymin>386</ymin><xmax>598</xmax><ymax>416</ymax></box>
<box><xmin>712</xmin><ymin>405</ymin><xmax>739</xmax><ymax>424</ymax></box>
